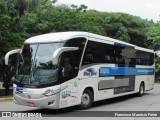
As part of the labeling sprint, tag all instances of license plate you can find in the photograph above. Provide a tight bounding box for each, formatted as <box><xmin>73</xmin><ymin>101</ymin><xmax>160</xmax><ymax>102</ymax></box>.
<box><xmin>26</xmin><ymin>102</ymin><xmax>34</xmax><ymax>107</ymax></box>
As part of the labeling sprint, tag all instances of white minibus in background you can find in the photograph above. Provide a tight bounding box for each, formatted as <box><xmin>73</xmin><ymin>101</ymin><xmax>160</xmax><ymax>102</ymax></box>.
<box><xmin>5</xmin><ymin>31</ymin><xmax>155</xmax><ymax>109</ymax></box>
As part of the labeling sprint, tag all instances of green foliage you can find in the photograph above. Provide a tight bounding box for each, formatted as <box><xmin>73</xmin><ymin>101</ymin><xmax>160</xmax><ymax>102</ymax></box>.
<box><xmin>0</xmin><ymin>0</ymin><xmax>160</xmax><ymax>73</ymax></box>
<box><xmin>147</xmin><ymin>23</ymin><xmax>160</xmax><ymax>50</ymax></box>
<box><xmin>115</xmin><ymin>25</ymin><xmax>130</xmax><ymax>42</ymax></box>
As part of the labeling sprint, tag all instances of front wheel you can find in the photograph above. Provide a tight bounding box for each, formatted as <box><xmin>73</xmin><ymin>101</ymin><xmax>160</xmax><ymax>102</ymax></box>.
<box><xmin>138</xmin><ymin>82</ymin><xmax>145</xmax><ymax>97</ymax></box>
<box><xmin>78</xmin><ymin>89</ymin><xmax>93</xmax><ymax>109</ymax></box>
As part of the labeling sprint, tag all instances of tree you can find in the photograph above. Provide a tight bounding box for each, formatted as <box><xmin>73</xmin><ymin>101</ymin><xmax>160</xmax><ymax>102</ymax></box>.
<box><xmin>147</xmin><ymin>24</ymin><xmax>160</xmax><ymax>50</ymax></box>
<box><xmin>115</xmin><ymin>25</ymin><xmax>130</xmax><ymax>42</ymax></box>
<box><xmin>1</xmin><ymin>0</ymin><xmax>160</xmax><ymax>83</ymax></box>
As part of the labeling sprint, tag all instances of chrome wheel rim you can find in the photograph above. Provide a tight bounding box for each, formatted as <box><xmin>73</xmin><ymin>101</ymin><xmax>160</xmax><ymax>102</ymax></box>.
<box><xmin>81</xmin><ymin>93</ymin><xmax>90</xmax><ymax>106</ymax></box>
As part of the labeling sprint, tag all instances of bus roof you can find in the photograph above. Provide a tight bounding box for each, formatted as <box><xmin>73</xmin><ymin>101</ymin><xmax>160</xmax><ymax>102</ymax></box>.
<box><xmin>24</xmin><ymin>31</ymin><xmax>154</xmax><ymax>53</ymax></box>
<box><xmin>25</xmin><ymin>31</ymin><xmax>88</xmax><ymax>43</ymax></box>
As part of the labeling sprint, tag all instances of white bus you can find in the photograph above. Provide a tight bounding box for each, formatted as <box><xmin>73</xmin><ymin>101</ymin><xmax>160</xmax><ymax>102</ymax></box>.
<box><xmin>5</xmin><ymin>31</ymin><xmax>155</xmax><ymax>109</ymax></box>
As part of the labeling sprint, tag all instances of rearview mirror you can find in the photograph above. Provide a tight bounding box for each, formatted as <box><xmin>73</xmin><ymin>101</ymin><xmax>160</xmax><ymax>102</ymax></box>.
<box><xmin>5</xmin><ymin>49</ymin><xmax>20</xmax><ymax>65</ymax></box>
<box><xmin>52</xmin><ymin>47</ymin><xmax>79</xmax><ymax>65</ymax></box>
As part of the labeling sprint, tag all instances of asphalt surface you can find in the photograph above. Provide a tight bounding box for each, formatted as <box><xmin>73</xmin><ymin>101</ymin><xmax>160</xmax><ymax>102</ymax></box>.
<box><xmin>0</xmin><ymin>83</ymin><xmax>160</xmax><ymax>120</ymax></box>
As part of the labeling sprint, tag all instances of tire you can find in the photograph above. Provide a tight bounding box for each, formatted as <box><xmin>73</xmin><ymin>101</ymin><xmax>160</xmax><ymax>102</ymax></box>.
<box><xmin>78</xmin><ymin>89</ymin><xmax>93</xmax><ymax>109</ymax></box>
<box><xmin>138</xmin><ymin>82</ymin><xmax>145</xmax><ymax>97</ymax></box>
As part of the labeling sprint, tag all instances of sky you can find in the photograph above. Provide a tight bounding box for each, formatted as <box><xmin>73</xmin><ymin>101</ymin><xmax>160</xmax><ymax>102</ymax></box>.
<box><xmin>56</xmin><ymin>0</ymin><xmax>160</xmax><ymax>22</ymax></box>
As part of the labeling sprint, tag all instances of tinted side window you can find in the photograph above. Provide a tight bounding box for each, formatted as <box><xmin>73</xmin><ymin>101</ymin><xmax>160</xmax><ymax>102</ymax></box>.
<box><xmin>136</xmin><ymin>51</ymin><xmax>154</xmax><ymax>65</ymax></box>
<box><xmin>65</xmin><ymin>37</ymin><xmax>87</xmax><ymax>69</ymax></box>
<box><xmin>59</xmin><ymin>37</ymin><xmax>86</xmax><ymax>82</ymax></box>
<box><xmin>114</xmin><ymin>46</ymin><xmax>125</xmax><ymax>65</ymax></box>
<box><xmin>82</xmin><ymin>40</ymin><xmax>154</xmax><ymax>66</ymax></box>
<box><xmin>120</xmin><ymin>48</ymin><xmax>136</xmax><ymax>67</ymax></box>
<box><xmin>149</xmin><ymin>53</ymin><xmax>154</xmax><ymax>65</ymax></box>
<box><xmin>82</xmin><ymin>41</ymin><xmax>115</xmax><ymax>66</ymax></box>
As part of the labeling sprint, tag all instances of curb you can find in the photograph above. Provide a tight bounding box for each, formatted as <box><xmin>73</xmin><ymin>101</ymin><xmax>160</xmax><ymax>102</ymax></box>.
<box><xmin>0</xmin><ymin>97</ymin><xmax>13</xmax><ymax>101</ymax></box>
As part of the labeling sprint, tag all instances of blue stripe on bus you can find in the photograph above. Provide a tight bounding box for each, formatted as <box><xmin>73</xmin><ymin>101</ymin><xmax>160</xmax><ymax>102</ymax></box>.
<box><xmin>99</xmin><ymin>67</ymin><xmax>154</xmax><ymax>76</ymax></box>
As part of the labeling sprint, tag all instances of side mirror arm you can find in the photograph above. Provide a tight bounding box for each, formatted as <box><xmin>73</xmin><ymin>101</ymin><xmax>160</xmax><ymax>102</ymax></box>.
<box><xmin>52</xmin><ymin>47</ymin><xmax>79</xmax><ymax>65</ymax></box>
<box><xmin>5</xmin><ymin>49</ymin><xmax>20</xmax><ymax>65</ymax></box>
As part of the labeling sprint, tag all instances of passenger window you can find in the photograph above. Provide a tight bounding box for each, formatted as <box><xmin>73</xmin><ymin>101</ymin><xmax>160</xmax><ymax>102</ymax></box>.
<box><xmin>82</xmin><ymin>40</ymin><xmax>154</xmax><ymax>67</ymax></box>
<box><xmin>135</xmin><ymin>51</ymin><xmax>154</xmax><ymax>66</ymax></box>
<box><xmin>82</xmin><ymin>41</ymin><xmax>115</xmax><ymax>66</ymax></box>
<box><xmin>59</xmin><ymin>37</ymin><xmax>87</xmax><ymax>83</ymax></box>
<box><xmin>65</xmin><ymin>37</ymin><xmax>86</xmax><ymax>69</ymax></box>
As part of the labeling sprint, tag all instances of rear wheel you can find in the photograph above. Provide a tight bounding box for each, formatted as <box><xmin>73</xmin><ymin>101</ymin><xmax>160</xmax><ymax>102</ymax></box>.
<box><xmin>138</xmin><ymin>82</ymin><xmax>144</xmax><ymax>97</ymax></box>
<box><xmin>78</xmin><ymin>89</ymin><xmax>93</xmax><ymax>109</ymax></box>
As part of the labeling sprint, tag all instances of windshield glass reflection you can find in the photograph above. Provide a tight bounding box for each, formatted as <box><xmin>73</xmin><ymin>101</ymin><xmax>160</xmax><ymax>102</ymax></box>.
<box><xmin>15</xmin><ymin>43</ymin><xmax>64</xmax><ymax>87</ymax></box>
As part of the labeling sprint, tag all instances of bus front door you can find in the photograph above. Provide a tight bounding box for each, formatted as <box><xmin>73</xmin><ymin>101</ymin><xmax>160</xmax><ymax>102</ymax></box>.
<box><xmin>59</xmin><ymin>52</ymin><xmax>78</xmax><ymax>108</ymax></box>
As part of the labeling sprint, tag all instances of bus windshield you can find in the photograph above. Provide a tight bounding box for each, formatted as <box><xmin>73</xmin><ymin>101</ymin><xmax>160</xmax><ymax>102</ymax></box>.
<box><xmin>15</xmin><ymin>43</ymin><xmax>64</xmax><ymax>88</ymax></box>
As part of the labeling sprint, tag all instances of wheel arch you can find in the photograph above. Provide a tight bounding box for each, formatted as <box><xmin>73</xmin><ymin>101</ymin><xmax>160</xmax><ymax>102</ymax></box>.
<box><xmin>78</xmin><ymin>85</ymin><xmax>94</xmax><ymax>109</ymax></box>
<box><xmin>80</xmin><ymin>85</ymin><xmax>94</xmax><ymax>101</ymax></box>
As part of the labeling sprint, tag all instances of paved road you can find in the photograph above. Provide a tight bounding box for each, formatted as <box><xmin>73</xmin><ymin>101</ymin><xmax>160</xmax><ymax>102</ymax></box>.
<box><xmin>0</xmin><ymin>84</ymin><xmax>160</xmax><ymax>120</ymax></box>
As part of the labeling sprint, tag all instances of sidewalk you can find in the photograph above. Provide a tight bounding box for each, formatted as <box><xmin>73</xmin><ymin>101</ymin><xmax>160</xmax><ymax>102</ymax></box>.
<box><xmin>0</xmin><ymin>89</ymin><xmax>13</xmax><ymax>101</ymax></box>
<box><xmin>0</xmin><ymin>96</ymin><xmax>13</xmax><ymax>101</ymax></box>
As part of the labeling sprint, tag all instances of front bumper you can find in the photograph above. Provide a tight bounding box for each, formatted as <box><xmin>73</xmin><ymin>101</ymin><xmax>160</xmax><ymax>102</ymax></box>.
<box><xmin>13</xmin><ymin>92</ymin><xmax>60</xmax><ymax>109</ymax></box>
